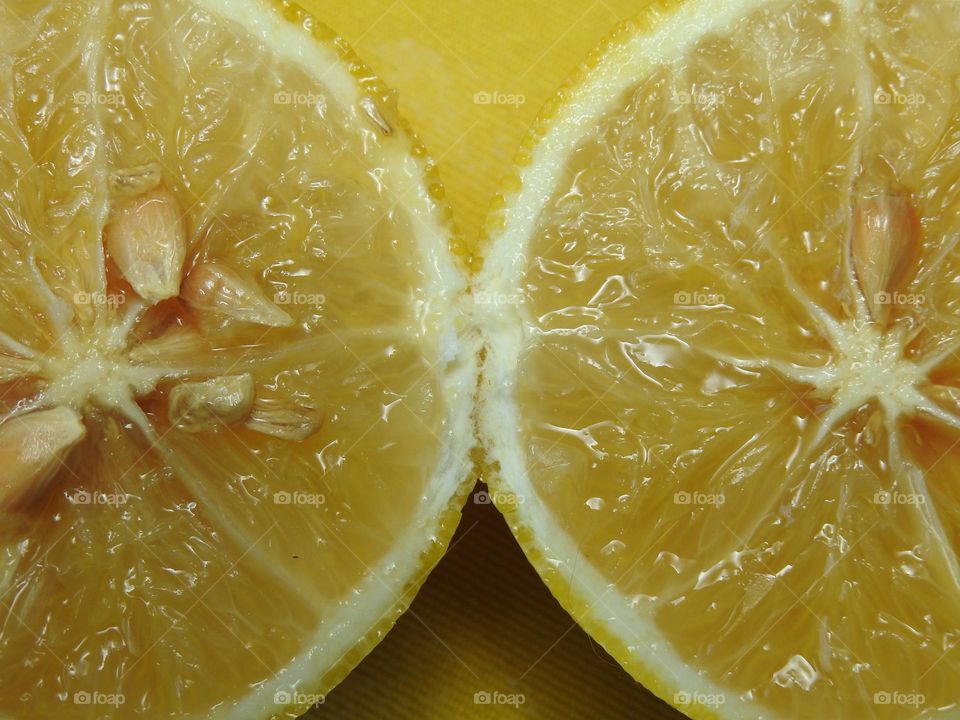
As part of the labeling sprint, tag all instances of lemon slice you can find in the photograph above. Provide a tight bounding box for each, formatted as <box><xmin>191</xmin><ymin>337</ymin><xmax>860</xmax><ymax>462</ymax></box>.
<box><xmin>477</xmin><ymin>0</ymin><xmax>960</xmax><ymax>717</ymax></box>
<box><xmin>0</xmin><ymin>1</ymin><xmax>476</xmax><ymax>718</ymax></box>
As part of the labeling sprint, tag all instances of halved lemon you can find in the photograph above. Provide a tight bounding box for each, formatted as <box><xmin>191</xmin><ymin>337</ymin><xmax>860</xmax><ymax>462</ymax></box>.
<box><xmin>0</xmin><ymin>1</ymin><xmax>476</xmax><ymax>718</ymax></box>
<box><xmin>477</xmin><ymin>0</ymin><xmax>960</xmax><ymax>717</ymax></box>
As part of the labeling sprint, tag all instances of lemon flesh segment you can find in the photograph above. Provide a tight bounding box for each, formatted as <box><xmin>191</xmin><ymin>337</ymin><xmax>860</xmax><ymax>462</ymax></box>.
<box><xmin>478</xmin><ymin>0</ymin><xmax>960</xmax><ymax>717</ymax></box>
<box><xmin>0</xmin><ymin>1</ymin><xmax>476</xmax><ymax>719</ymax></box>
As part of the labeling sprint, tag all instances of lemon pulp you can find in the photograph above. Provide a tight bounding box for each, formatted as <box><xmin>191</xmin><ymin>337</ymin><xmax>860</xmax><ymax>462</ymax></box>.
<box><xmin>478</xmin><ymin>0</ymin><xmax>960</xmax><ymax>717</ymax></box>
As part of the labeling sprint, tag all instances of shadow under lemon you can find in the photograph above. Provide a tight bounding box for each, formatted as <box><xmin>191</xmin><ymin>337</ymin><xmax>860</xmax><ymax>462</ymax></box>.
<box><xmin>312</xmin><ymin>480</ymin><xmax>686</xmax><ymax>719</ymax></box>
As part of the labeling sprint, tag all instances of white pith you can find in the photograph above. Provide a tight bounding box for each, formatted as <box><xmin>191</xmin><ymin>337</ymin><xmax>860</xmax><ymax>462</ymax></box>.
<box><xmin>21</xmin><ymin>296</ymin><xmax>170</xmax><ymax>417</ymax></box>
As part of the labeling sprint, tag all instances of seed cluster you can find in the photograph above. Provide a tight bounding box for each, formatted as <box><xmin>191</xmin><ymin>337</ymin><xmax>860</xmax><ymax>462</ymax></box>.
<box><xmin>0</xmin><ymin>165</ymin><xmax>322</xmax><ymax>511</ymax></box>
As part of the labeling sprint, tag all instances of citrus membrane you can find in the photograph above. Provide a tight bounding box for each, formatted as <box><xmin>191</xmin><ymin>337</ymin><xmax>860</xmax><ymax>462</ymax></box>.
<box><xmin>0</xmin><ymin>1</ymin><xmax>476</xmax><ymax>718</ymax></box>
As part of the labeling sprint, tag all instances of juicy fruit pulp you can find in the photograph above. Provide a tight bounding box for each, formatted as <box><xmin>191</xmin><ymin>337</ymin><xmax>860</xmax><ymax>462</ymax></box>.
<box><xmin>477</xmin><ymin>0</ymin><xmax>960</xmax><ymax>717</ymax></box>
<box><xmin>0</xmin><ymin>1</ymin><xmax>475</xmax><ymax>718</ymax></box>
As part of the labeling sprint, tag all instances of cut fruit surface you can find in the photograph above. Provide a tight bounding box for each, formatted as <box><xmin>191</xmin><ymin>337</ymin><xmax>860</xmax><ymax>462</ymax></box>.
<box><xmin>0</xmin><ymin>1</ymin><xmax>476</xmax><ymax>719</ymax></box>
<box><xmin>476</xmin><ymin>0</ymin><xmax>960</xmax><ymax>718</ymax></box>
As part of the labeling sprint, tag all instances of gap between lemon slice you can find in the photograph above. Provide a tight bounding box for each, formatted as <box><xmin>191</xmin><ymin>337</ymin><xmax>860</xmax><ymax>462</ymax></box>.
<box><xmin>0</xmin><ymin>1</ymin><xmax>477</xmax><ymax>718</ymax></box>
<box><xmin>477</xmin><ymin>0</ymin><xmax>960</xmax><ymax>718</ymax></box>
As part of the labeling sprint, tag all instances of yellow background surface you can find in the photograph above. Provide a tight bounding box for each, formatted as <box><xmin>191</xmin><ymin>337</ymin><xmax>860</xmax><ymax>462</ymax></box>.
<box><xmin>293</xmin><ymin>1</ymin><xmax>689</xmax><ymax>718</ymax></box>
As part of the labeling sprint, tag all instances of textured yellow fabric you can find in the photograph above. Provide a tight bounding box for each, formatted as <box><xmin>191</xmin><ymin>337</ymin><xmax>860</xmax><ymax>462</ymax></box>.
<box><xmin>315</xmin><ymin>498</ymin><xmax>684</xmax><ymax>719</ymax></box>
<box><xmin>293</xmin><ymin>1</ymin><xmax>686</xmax><ymax>718</ymax></box>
